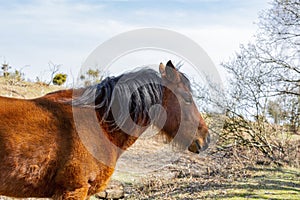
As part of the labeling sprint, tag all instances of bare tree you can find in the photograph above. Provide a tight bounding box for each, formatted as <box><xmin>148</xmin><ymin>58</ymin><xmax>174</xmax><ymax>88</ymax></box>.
<box><xmin>197</xmin><ymin>0</ymin><xmax>300</xmax><ymax>165</ymax></box>
<box><xmin>47</xmin><ymin>61</ymin><xmax>61</xmax><ymax>86</ymax></box>
<box><xmin>256</xmin><ymin>0</ymin><xmax>300</xmax><ymax>96</ymax></box>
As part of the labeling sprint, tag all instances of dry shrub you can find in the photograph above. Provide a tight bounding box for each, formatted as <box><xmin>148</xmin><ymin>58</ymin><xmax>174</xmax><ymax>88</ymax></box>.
<box><xmin>218</xmin><ymin>116</ymin><xmax>300</xmax><ymax>167</ymax></box>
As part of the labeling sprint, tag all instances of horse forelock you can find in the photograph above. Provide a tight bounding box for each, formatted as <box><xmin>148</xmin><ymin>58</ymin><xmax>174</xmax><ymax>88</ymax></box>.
<box><xmin>72</xmin><ymin>68</ymin><xmax>163</xmax><ymax>130</ymax></box>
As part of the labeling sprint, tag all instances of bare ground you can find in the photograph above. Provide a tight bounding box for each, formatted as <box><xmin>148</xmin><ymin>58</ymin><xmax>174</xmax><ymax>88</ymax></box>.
<box><xmin>111</xmin><ymin>131</ymin><xmax>300</xmax><ymax>200</ymax></box>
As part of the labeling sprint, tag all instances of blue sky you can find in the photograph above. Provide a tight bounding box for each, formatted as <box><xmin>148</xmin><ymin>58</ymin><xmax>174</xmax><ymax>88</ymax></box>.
<box><xmin>0</xmin><ymin>0</ymin><xmax>270</xmax><ymax>83</ymax></box>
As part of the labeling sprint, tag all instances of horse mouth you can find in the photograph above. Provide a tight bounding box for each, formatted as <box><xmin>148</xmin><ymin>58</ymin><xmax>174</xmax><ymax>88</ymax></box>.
<box><xmin>195</xmin><ymin>140</ymin><xmax>202</xmax><ymax>151</ymax></box>
<box><xmin>188</xmin><ymin>135</ymin><xmax>210</xmax><ymax>154</ymax></box>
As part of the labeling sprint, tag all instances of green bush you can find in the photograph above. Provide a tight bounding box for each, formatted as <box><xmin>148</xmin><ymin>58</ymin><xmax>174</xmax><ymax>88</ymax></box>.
<box><xmin>52</xmin><ymin>73</ymin><xmax>67</xmax><ymax>86</ymax></box>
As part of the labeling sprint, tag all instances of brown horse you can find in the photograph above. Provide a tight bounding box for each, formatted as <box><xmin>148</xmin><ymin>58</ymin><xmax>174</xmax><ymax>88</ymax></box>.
<box><xmin>0</xmin><ymin>60</ymin><xmax>209</xmax><ymax>199</ymax></box>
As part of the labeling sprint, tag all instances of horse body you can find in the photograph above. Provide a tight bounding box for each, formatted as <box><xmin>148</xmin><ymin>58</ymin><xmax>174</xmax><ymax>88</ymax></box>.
<box><xmin>0</xmin><ymin>61</ymin><xmax>210</xmax><ymax>199</ymax></box>
<box><xmin>0</xmin><ymin>95</ymin><xmax>117</xmax><ymax>198</ymax></box>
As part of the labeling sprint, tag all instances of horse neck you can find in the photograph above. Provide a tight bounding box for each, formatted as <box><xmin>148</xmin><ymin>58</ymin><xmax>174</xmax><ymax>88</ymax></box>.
<box><xmin>96</xmin><ymin>109</ymin><xmax>151</xmax><ymax>151</ymax></box>
<box><xmin>96</xmin><ymin>90</ymin><xmax>163</xmax><ymax>152</ymax></box>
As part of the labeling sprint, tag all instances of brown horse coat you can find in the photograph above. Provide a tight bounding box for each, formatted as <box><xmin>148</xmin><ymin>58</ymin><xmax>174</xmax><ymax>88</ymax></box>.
<box><xmin>0</xmin><ymin>93</ymin><xmax>117</xmax><ymax>198</ymax></box>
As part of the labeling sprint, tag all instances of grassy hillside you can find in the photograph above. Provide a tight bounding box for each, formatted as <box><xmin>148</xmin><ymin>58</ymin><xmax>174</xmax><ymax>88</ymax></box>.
<box><xmin>0</xmin><ymin>77</ymin><xmax>63</xmax><ymax>99</ymax></box>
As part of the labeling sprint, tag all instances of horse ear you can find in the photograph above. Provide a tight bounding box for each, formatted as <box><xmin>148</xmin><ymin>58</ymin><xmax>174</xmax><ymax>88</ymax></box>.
<box><xmin>165</xmin><ymin>60</ymin><xmax>180</xmax><ymax>83</ymax></box>
<box><xmin>159</xmin><ymin>62</ymin><xmax>166</xmax><ymax>76</ymax></box>
<box><xmin>166</xmin><ymin>60</ymin><xmax>176</xmax><ymax>69</ymax></box>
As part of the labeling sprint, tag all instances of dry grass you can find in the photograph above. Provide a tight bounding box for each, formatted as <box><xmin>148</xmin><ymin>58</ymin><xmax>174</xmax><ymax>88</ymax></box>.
<box><xmin>0</xmin><ymin>77</ymin><xmax>62</xmax><ymax>99</ymax></box>
<box><xmin>113</xmin><ymin>130</ymin><xmax>299</xmax><ymax>199</ymax></box>
<box><xmin>121</xmin><ymin>148</ymin><xmax>300</xmax><ymax>200</ymax></box>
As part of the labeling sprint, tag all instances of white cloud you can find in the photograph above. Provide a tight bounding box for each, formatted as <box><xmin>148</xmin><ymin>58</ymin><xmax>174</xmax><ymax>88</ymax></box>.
<box><xmin>0</xmin><ymin>0</ymin><xmax>270</xmax><ymax>81</ymax></box>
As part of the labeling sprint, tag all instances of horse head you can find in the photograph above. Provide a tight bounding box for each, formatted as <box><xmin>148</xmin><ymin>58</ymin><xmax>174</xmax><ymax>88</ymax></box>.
<box><xmin>157</xmin><ymin>60</ymin><xmax>210</xmax><ymax>153</ymax></box>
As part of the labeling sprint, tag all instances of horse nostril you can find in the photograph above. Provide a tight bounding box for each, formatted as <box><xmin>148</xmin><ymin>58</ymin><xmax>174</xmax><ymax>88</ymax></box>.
<box><xmin>196</xmin><ymin>136</ymin><xmax>209</xmax><ymax>152</ymax></box>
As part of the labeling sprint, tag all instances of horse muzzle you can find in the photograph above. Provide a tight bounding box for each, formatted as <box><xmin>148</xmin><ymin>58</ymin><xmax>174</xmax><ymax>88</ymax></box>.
<box><xmin>188</xmin><ymin>133</ymin><xmax>210</xmax><ymax>154</ymax></box>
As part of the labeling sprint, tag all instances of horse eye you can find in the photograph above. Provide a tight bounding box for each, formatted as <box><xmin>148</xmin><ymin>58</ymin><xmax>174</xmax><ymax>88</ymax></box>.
<box><xmin>182</xmin><ymin>93</ymin><xmax>193</xmax><ymax>104</ymax></box>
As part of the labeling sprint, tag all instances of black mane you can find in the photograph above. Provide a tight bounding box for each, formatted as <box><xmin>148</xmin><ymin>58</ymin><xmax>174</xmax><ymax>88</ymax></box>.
<box><xmin>72</xmin><ymin>68</ymin><xmax>164</xmax><ymax>131</ymax></box>
<box><xmin>72</xmin><ymin>66</ymin><xmax>193</xmax><ymax>132</ymax></box>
